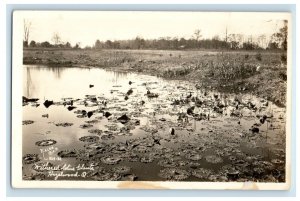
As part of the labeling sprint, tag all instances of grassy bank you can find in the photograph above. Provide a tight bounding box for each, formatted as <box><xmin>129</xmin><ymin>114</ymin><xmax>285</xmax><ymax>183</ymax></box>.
<box><xmin>23</xmin><ymin>48</ymin><xmax>287</xmax><ymax>107</ymax></box>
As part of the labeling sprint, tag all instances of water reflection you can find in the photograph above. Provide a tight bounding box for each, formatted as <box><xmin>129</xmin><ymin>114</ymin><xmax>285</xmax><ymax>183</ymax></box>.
<box><xmin>23</xmin><ymin>65</ymin><xmax>130</xmax><ymax>100</ymax></box>
<box><xmin>24</xmin><ymin>66</ymin><xmax>68</xmax><ymax>97</ymax></box>
<box><xmin>110</xmin><ymin>71</ymin><xmax>129</xmax><ymax>84</ymax></box>
<box><xmin>24</xmin><ymin>67</ymin><xmax>34</xmax><ymax>98</ymax></box>
<box><xmin>45</xmin><ymin>66</ymin><xmax>66</xmax><ymax>79</ymax></box>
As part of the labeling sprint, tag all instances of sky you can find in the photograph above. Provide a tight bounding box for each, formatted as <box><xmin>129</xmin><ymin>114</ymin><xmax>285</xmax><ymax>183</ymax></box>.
<box><xmin>17</xmin><ymin>11</ymin><xmax>290</xmax><ymax>47</ymax></box>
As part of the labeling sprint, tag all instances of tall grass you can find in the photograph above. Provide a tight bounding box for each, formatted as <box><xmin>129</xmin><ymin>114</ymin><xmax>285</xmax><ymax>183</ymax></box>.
<box><xmin>160</xmin><ymin>53</ymin><xmax>259</xmax><ymax>82</ymax></box>
<box><xmin>207</xmin><ymin>54</ymin><xmax>258</xmax><ymax>81</ymax></box>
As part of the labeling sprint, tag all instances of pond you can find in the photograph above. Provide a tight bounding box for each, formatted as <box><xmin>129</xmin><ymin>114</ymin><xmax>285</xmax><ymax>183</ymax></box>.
<box><xmin>22</xmin><ymin>65</ymin><xmax>286</xmax><ymax>182</ymax></box>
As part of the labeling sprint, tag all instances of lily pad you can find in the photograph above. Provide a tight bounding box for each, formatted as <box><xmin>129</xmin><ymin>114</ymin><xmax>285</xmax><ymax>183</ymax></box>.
<box><xmin>23</xmin><ymin>154</ymin><xmax>40</xmax><ymax>164</ymax></box>
<box><xmin>105</xmin><ymin>124</ymin><xmax>119</xmax><ymax>131</ymax></box>
<box><xmin>55</xmin><ymin>122</ymin><xmax>73</xmax><ymax>127</ymax></box>
<box><xmin>260</xmin><ymin>161</ymin><xmax>275</xmax><ymax>170</ymax></box>
<box><xmin>35</xmin><ymin>139</ymin><xmax>57</xmax><ymax>146</ymax></box>
<box><xmin>253</xmin><ymin>167</ymin><xmax>265</xmax><ymax>177</ymax></box>
<box><xmin>79</xmin><ymin>136</ymin><xmax>99</xmax><ymax>143</ymax></box>
<box><xmin>176</xmin><ymin>160</ymin><xmax>190</xmax><ymax>167</ymax></box>
<box><xmin>208</xmin><ymin>174</ymin><xmax>229</xmax><ymax>182</ymax></box>
<box><xmin>85</xmin><ymin>119</ymin><xmax>99</xmax><ymax>124</ymax></box>
<box><xmin>84</xmin><ymin>142</ymin><xmax>108</xmax><ymax>151</ymax></box>
<box><xmin>192</xmin><ymin>168</ymin><xmax>213</xmax><ymax>179</ymax></box>
<box><xmin>112</xmin><ymin>166</ymin><xmax>131</xmax><ymax>174</ymax></box>
<box><xmin>186</xmin><ymin>162</ymin><xmax>201</xmax><ymax>169</ymax></box>
<box><xmin>185</xmin><ymin>153</ymin><xmax>202</xmax><ymax>161</ymax></box>
<box><xmin>220</xmin><ymin>165</ymin><xmax>241</xmax><ymax>180</ymax></box>
<box><xmin>133</xmin><ymin>145</ymin><xmax>150</xmax><ymax>153</ymax></box>
<box><xmin>80</xmin><ymin>124</ymin><xmax>93</xmax><ymax>129</ymax></box>
<box><xmin>158</xmin><ymin>159</ymin><xmax>177</xmax><ymax>167</ymax></box>
<box><xmin>88</xmin><ymin>129</ymin><xmax>103</xmax><ymax>135</ymax></box>
<box><xmin>88</xmin><ymin>171</ymin><xmax>121</xmax><ymax>181</ymax></box>
<box><xmin>23</xmin><ymin>120</ymin><xmax>34</xmax><ymax>125</ymax></box>
<box><xmin>158</xmin><ymin>168</ymin><xmax>190</xmax><ymax>181</ymax></box>
<box><xmin>205</xmin><ymin>155</ymin><xmax>223</xmax><ymax>164</ymax></box>
<box><xmin>111</xmin><ymin>143</ymin><xmax>128</xmax><ymax>153</ymax></box>
<box><xmin>139</xmin><ymin>126</ymin><xmax>158</xmax><ymax>134</ymax></box>
<box><xmin>101</xmin><ymin>155</ymin><xmax>122</xmax><ymax>165</ymax></box>
<box><xmin>57</xmin><ymin>150</ymin><xmax>78</xmax><ymax>158</ymax></box>
<box><xmin>76</xmin><ymin>150</ymin><xmax>101</xmax><ymax>161</ymax></box>
<box><xmin>77</xmin><ymin>114</ymin><xmax>86</xmax><ymax>118</ymax></box>
<box><xmin>101</xmin><ymin>135</ymin><xmax>115</xmax><ymax>140</ymax></box>
<box><xmin>140</xmin><ymin>156</ymin><xmax>154</xmax><ymax>163</ymax></box>
<box><xmin>149</xmin><ymin>152</ymin><xmax>162</xmax><ymax>159</ymax></box>
<box><xmin>125</xmin><ymin>153</ymin><xmax>140</xmax><ymax>162</ymax></box>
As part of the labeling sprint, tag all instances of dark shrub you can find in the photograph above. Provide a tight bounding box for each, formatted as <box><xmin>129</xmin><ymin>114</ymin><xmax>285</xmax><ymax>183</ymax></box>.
<box><xmin>281</xmin><ymin>54</ymin><xmax>287</xmax><ymax>64</ymax></box>
<box><xmin>29</xmin><ymin>40</ymin><xmax>36</xmax><ymax>47</ymax></box>
<box><xmin>279</xmin><ymin>72</ymin><xmax>287</xmax><ymax>81</ymax></box>
<box><xmin>255</xmin><ymin>53</ymin><xmax>262</xmax><ymax>61</ymax></box>
<box><xmin>40</xmin><ymin>41</ymin><xmax>52</xmax><ymax>48</ymax></box>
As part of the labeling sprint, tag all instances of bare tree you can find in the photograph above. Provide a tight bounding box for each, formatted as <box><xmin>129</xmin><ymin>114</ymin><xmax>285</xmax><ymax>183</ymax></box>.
<box><xmin>236</xmin><ymin>34</ymin><xmax>244</xmax><ymax>48</ymax></box>
<box><xmin>52</xmin><ymin>32</ymin><xmax>62</xmax><ymax>45</ymax></box>
<box><xmin>225</xmin><ymin>26</ymin><xmax>228</xmax><ymax>43</ymax></box>
<box><xmin>193</xmin><ymin>29</ymin><xmax>202</xmax><ymax>41</ymax></box>
<box><xmin>258</xmin><ymin>34</ymin><xmax>267</xmax><ymax>49</ymax></box>
<box><xmin>23</xmin><ymin>19</ymin><xmax>32</xmax><ymax>47</ymax></box>
<box><xmin>228</xmin><ymin>34</ymin><xmax>239</xmax><ymax>49</ymax></box>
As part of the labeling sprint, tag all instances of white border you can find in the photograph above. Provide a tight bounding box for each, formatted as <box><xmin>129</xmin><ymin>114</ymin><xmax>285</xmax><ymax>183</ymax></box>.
<box><xmin>11</xmin><ymin>10</ymin><xmax>292</xmax><ymax>190</ymax></box>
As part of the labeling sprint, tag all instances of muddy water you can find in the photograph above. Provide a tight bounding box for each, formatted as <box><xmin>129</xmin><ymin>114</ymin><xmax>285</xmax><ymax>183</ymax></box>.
<box><xmin>22</xmin><ymin>65</ymin><xmax>286</xmax><ymax>182</ymax></box>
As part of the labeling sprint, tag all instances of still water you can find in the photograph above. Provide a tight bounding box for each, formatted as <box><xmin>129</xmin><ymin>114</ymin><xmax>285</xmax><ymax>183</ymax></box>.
<box><xmin>22</xmin><ymin>65</ymin><xmax>286</xmax><ymax>182</ymax></box>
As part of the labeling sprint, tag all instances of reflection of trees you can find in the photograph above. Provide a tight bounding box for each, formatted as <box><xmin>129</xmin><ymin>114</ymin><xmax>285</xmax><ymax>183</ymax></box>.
<box><xmin>24</xmin><ymin>67</ymin><xmax>34</xmax><ymax>97</ymax></box>
<box><xmin>48</xmin><ymin>67</ymin><xmax>64</xmax><ymax>79</ymax></box>
<box><xmin>24</xmin><ymin>66</ymin><xmax>66</xmax><ymax>98</ymax></box>
<box><xmin>35</xmin><ymin>66</ymin><xmax>65</xmax><ymax>79</ymax></box>
<box><xmin>111</xmin><ymin>71</ymin><xmax>128</xmax><ymax>84</ymax></box>
<box><xmin>34</xmin><ymin>66</ymin><xmax>65</xmax><ymax>79</ymax></box>
<box><xmin>27</xmin><ymin>66</ymin><xmax>66</xmax><ymax>79</ymax></box>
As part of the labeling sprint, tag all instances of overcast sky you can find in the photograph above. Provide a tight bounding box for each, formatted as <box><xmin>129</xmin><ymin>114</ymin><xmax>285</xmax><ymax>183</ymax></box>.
<box><xmin>18</xmin><ymin>11</ymin><xmax>289</xmax><ymax>47</ymax></box>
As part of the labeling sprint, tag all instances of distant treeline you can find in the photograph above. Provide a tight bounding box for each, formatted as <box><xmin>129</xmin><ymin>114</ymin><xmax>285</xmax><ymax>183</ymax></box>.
<box><xmin>24</xmin><ymin>37</ymin><xmax>285</xmax><ymax>51</ymax></box>
<box><xmin>92</xmin><ymin>37</ymin><xmax>265</xmax><ymax>50</ymax></box>
<box><xmin>24</xmin><ymin>20</ymin><xmax>287</xmax><ymax>51</ymax></box>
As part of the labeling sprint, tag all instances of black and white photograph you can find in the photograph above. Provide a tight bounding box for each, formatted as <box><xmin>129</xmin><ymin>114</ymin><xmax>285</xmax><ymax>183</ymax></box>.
<box><xmin>12</xmin><ymin>11</ymin><xmax>291</xmax><ymax>189</ymax></box>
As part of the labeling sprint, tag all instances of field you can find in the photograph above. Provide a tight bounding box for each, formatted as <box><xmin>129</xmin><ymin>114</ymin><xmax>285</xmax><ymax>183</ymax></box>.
<box><xmin>23</xmin><ymin>48</ymin><xmax>287</xmax><ymax>107</ymax></box>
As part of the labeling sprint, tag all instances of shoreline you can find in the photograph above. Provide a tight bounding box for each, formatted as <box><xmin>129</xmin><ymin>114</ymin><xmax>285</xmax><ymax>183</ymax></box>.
<box><xmin>23</xmin><ymin>49</ymin><xmax>287</xmax><ymax>107</ymax></box>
